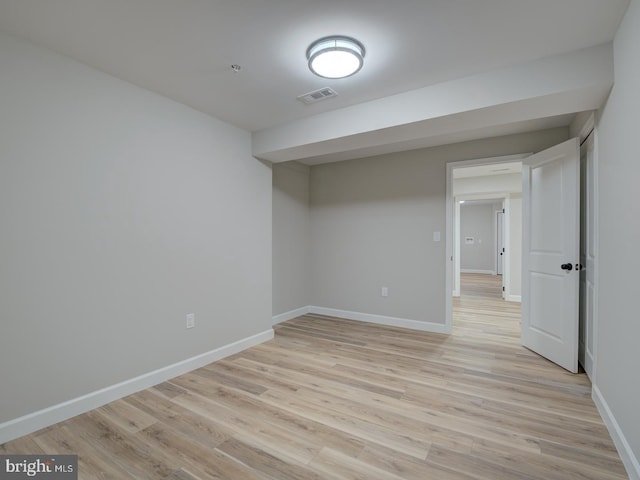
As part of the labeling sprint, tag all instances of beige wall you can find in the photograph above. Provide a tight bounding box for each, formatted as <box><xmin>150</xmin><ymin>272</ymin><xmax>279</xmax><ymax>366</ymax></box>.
<box><xmin>596</xmin><ymin>0</ymin><xmax>640</xmax><ymax>468</ymax></box>
<box><xmin>272</xmin><ymin>162</ymin><xmax>310</xmax><ymax>316</ymax></box>
<box><xmin>307</xmin><ymin>128</ymin><xmax>568</xmax><ymax>326</ymax></box>
<box><xmin>0</xmin><ymin>32</ymin><xmax>272</xmax><ymax>424</ymax></box>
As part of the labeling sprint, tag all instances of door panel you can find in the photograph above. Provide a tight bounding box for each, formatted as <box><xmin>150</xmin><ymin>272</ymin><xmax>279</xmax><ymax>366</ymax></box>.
<box><xmin>530</xmin><ymin>161</ymin><xmax>564</xmax><ymax>252</ymax></box>
<box><xmin>579</xmin><ymin>132</ymin><xmax>596</xmax><ymax>379</ymax></box>
<box><xmin>522</xmin><ymin>138</ymin><xmax>580</xmax><ymax>373</ymax></box>
<box><xmin>530</xmin><ymin>272</ymin><xmax>566</xmax><ymax>340</ymax></box>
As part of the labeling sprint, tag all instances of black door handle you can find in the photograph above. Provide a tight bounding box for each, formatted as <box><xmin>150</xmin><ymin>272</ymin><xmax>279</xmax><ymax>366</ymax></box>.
<box><xmin>561</xmin><ymin>263</ymin><xmax>573</xmax><ymax>271</ymax></box>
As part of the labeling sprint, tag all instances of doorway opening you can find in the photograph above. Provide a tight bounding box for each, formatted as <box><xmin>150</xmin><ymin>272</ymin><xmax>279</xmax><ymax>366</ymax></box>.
<box><xmin>457</xmin><ymin>198</ymin><xmax>506</xmax><ymax>300</ymax></box>
<box><xmin>444</xmin><ymin>153</ymin><xmax>527</xmax><ymax>332</ymax></box>
<box><xmin>444</xmin><ymin>128</ymin><xmax>594</xmax><ymax>377</ymax></box>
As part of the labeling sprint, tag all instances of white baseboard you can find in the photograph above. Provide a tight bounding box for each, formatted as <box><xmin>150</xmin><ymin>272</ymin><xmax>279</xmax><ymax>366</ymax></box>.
<box><xmin>507</xmin><ymin>294</ymin><xmax>521</xmax><ymax>302</ymax></box>
<box><xmin>592</xmin><ymin>385</ymin><xmax>640</xmax><ymax>480</ymax></box>
<box><xmin>309</xmin><ymin>306</ymin><xmax>450</xmax><ymax>334</ymax></box>
<box><xmin>0</xmin><ymin>328</ymin><xmax>274</xmax><ymax>445</ymax></box>
<box><xmin>272</xmin><ymin>306</ymin><xmax>310</xmax><ymax>325</ymax></box>
<box><xmin>460</xmin><ymin>269</ymin><xmax>496</xmax><ymax>275</ymax></box>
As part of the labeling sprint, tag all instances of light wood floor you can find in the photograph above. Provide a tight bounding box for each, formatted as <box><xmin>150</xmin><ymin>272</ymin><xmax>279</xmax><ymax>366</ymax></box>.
<box><xmin>1</xmin><ymin>273</ymin><xmax>627</xmax><ymax>479</ymax></box>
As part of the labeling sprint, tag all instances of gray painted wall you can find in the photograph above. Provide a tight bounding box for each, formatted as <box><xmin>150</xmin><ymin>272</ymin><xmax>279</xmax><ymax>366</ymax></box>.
<box><xmin>272</xmin><ymin>162</ymin><xmax>310</xmax><ymax>316</ymax></box>
<box><xmin>308</xmin><ymin>128</ymin><xmax>568</xmax><ymax>325</ymax></box>
<box><xmin>0</xmin><ymin>32</ymin><xmax>272</xmax><ymax>424</ymax></box>
<box><xmin>460</xmin><ymin>203</ymin><xmax>495</xmax><ymax>272</ymax></box>
<box><xmin>597</xmin><ymin>0</ymin><xmax>640</xmax><ymax>465</ymax></box>
<box><xmin>310</xmin><ymin>149</ymin><xmax>447</xmax><ymax>323</ymax></box>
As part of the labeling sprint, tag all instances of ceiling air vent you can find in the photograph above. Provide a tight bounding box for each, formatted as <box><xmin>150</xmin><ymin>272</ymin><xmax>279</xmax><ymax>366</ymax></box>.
<box><xmin>297</xmin><ymin>87</ymin><xmax>338</xmax><ymax>105</ymax></box>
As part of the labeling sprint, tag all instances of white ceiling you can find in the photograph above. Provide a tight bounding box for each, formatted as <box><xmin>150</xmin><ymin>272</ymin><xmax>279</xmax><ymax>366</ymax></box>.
<box><xmin>0</xmin><ymin>0</ymin><xmax>629</xmax><ymax>163</ymax></box>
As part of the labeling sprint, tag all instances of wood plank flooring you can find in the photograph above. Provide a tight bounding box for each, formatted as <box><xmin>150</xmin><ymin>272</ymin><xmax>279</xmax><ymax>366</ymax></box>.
<box><xmin>1</xmin><ymin>273</ymin><xmax>628</xmax><ymax>479</ymax></box>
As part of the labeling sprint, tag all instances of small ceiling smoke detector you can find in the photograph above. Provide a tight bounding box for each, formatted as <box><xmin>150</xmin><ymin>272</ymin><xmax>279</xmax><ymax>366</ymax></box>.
<box><xmin>297</xmin><ymin>87</ymin><xmax>338</xmax><ymax>105</ymax></box>
<box><xmin>306</xmin><ymin>36</ymin><xmax>365</xmax><ymax>79</ymax></box>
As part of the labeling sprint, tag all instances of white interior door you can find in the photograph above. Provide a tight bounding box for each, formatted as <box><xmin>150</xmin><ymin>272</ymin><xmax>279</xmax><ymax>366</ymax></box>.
<box><xmin>522</xmin><ymin>138</ymin><xmax>580</xmax><ymax>373</ymax></box>
<box><xmin>579</xmin><ymin>132</ymin><xmax>596</xmax><ymax>379</ymax></box>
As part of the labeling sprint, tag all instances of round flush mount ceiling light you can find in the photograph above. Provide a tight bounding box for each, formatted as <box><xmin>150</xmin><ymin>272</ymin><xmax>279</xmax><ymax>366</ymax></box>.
<box><xmin>306</xmin><ymin>36</ymin><xmax>365</xmax><ymax>79</ymax></box>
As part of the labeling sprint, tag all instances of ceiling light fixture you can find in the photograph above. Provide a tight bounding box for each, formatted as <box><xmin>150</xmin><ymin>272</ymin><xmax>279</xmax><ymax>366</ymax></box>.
<box><xmin>306</xmin><ymin>36</ymin><xmax>365</xmax><ymax>79</ymax></box>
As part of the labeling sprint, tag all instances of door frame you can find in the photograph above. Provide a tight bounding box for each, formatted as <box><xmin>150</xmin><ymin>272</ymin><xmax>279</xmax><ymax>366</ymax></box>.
<box><xmin>445</xmin><ymin>120</ymin><xmax>598</xmax><ymax>376</ymax></box>
<box><xmin>453</xmin><ymin>194</ymin><xmax>509</xmax><ymax>297</ymax></box>
<box><xmin>445</xmin><ymin>153</ymin><xmax>529</xmax><ymax>331</ymax></box>
<box><xmin>573</xmin><ymin>112</ymin><xmax>598</xmax><ymax>381</ymax></box>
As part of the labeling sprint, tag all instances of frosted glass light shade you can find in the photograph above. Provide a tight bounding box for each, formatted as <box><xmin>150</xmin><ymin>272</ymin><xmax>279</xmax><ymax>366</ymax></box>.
<box><xmin>307</xmin><ymin>36</ymin><xmax>365</xmax><ymax>79</ymax></box>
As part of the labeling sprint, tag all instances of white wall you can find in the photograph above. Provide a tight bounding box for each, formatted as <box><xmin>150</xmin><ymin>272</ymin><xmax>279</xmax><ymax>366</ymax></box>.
<box><xmin>454</xmin><ymin>173</ymin><xmax>522</xmax><ymax>196</ymax></box>
<box><xmin>596</xmin><ymin>0</ymin><xmax>640</xmax><ymax>474</ymax></box>
<box><xmin>460</xmin><ymin>203</ymin><xmax>495</xmax><ymax>272</ymax></box>
<box><xmin>0</xmin><ymin>33</ymin><xmax>272</xmax><ymax>426</ymax></box>
<box><xmin>272</xmin><ymin>162</ymin><xmax>310</xmax><ymax>318</ymax></box>
<box><xmin>309</xmin><ymin>128</ymin><xmax>568</xmax><ymax>328</ymax></box>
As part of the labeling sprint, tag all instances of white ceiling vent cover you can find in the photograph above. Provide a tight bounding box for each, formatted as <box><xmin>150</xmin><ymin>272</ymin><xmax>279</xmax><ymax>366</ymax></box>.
<box><xmin>297</xmin><ymin>87</ymin><xmax>338</xmax><ymax>105</ymax></box>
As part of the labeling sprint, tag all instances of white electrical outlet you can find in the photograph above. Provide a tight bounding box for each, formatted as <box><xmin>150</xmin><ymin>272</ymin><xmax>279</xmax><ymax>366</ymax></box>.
<box><xmin>381</xmin><ymin>287</ymin><xmax>388</xmax><ymax>297</ymax></box>
<box><xmin>186</xmin><ymin>313</ymin><xmax>195</xmax><ymax>329</ymax></box>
